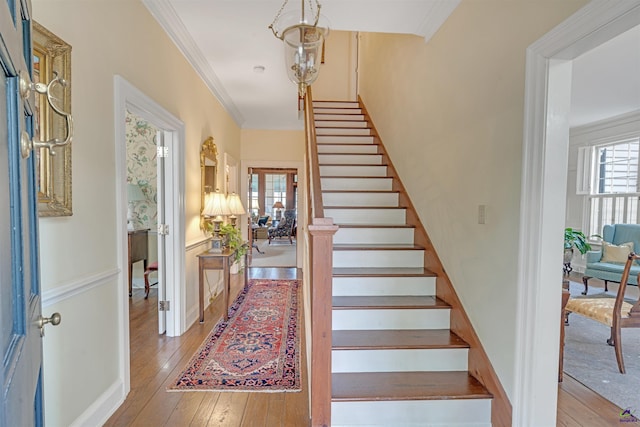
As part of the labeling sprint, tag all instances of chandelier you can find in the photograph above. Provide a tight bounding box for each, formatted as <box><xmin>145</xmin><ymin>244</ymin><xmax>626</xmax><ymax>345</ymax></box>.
<box><xmin>269</xmin><ymin>0</ymin><xmax>330</xmax><ymax>96</ymax></box>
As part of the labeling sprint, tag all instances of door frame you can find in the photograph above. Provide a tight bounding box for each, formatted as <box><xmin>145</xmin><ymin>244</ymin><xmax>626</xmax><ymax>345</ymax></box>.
<box><xmin>114</xmin><ymin>75</ymin><xmax>186</xmax><ymax>395</ymax></box>
<box><xmin>240</xmin><ymin>159</ymin><xmax>304</xmax><ymax>267</ymax></box>
<box><xmin>515</xmin><ymin>1</ymin><xmax>640</xmax><ymax>425</ymax></box>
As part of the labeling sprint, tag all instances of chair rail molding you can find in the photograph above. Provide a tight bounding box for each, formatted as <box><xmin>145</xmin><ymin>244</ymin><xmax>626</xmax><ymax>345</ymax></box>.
<box><xmin>515</xmin><ymin>1</ymin><xmax>640</xmax><ymax>426</ymax></box>
<box><xmin>42</xmin><ymin>268</ymin><xmax>120</xmax><ymax>308</ymax></box>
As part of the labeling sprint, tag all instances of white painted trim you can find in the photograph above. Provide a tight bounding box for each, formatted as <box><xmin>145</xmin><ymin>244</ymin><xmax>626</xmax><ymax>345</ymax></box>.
<box><xmin>571</xmin><ymin>109</ymin><xmax>640</xmax><ymax>138</ymax></box>
<box><xmin>186</xmin><ymin>236</ymin><xmax>211</xmax><ymax>252</ymax></box>
<box><xmin>69</xmin><ymin>379</ymin><xmax>124</xmax><ymax>427</ymax></box>
<box><xmin>416</xmin><ymin>0</ymin><xmax>461</xmax><ymax>42</ymax></box>
<box><xmin>515</xmin><ymin>1</ymin><xmax>640</xmax><ymax>425</ymax></box>
<box><xmin>113</xmin><ymin>75</ymin><xmax>187</xmax><ymax>410</ymax></box>
<box><xmin>141</xmin><ymin>0</ymin><xmax>244</xmax><ymax>127</ymax></box>
<box><xmin>42</xmin><ymin>268</ymin><xmax>119</xmax><ymax>308</ymax></box>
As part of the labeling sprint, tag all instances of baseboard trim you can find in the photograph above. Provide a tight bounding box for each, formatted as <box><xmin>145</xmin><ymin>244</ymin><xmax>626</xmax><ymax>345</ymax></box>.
<box><xmin>42</xmin><ymin>268</ymin><xmax>120</xmax><ymax>308</ymax></box>
<box><xmin>69</xmin><ymin>379</ymin><xmax>124</xmax><ymax>427</ymax></box>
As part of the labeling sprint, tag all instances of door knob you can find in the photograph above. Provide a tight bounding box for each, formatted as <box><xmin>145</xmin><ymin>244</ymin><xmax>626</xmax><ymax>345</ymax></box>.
<box><xmin>38</xmin><ymin>312</ymin><xmax>61</xmax><ymax>337</ymax></box>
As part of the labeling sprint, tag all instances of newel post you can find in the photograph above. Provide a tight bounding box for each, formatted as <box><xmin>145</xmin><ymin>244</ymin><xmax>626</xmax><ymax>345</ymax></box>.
<box><xmin>309</xmin><ymin>217</ymin><xmax>338</xmax><ymax>427</ymax></box>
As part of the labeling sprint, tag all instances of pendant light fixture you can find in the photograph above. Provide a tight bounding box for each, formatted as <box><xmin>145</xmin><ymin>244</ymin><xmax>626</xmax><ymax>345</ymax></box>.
<box><xmin>269</xmin><ymin>0</ymin><xmax>330</xmax><ymax>96</ymax></box>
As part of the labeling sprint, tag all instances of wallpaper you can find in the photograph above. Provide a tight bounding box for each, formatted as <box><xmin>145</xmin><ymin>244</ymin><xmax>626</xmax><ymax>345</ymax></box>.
<box><xmin>126</xmin><ymin>110</ymin><xmax>158</xmax><ymax>230</ymax></box>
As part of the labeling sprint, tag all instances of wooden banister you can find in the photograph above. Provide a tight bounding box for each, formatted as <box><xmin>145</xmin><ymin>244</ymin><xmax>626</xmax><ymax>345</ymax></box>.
<box><xmin>304</xmin><ymin>87</ymin><xmax>338</xmax><ymax>427</ymax></box>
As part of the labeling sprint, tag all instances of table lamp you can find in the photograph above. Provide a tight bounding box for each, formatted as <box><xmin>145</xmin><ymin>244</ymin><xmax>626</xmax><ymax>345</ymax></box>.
<box><xmin>127</xmin><ymin>183</ymin><xmax>146</xmax><ymax>231</ymax></box>
<box><xmin>273</xmin><ymin>201</ymin><xmax>284</xmax><ymax>221</ymax></box>
<box><xmin>226</xmin><ymin>193</ymin><xmax>246</xmax><ymax>228</ymax></box>
<box><xmin>203</xmin><ymin>189</ymin><xmax>231</xmax><ymax>252</ymax></box>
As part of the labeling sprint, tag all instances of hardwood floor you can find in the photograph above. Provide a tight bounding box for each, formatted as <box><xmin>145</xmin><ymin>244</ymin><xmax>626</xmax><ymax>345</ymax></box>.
<box><xmin>556</xmin><ymin>274</ymin><xmax>626</xmax><ymax>427</ymax></box>
<box><xmin>106</xmin><ymin>267</ymin><xmax>621</xmax><ymax>426</ymax></box>
<box><xmin>105</xmin><ymin>267</ymin><xmax>308</xmax><ymax>427</ymax></box>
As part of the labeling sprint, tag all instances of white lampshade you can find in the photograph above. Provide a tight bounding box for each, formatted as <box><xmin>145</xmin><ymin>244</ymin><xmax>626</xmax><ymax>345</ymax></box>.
<box><xmin>203</xmin><ymin>190</ymin><xmax>231</xmax><ymax>218</ymax></box>
<box><xmin>226</xmin><ymin>193</ymin><xmax>246</xmax><ymax>216</ymax></box>
<box><xmin>127</xmin><ymin>183</ymin><xmax>145</xmax><ymax>202</ymax></box>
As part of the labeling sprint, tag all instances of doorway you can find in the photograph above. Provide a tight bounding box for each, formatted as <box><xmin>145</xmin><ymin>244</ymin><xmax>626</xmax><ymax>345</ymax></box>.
<box><xmin>514</xmin><ymin>2</ymin><xmax>640</xmax><ymax>425</ymax></box>
<box><xmin>247</xmin><ymin>167</ymin><xmax>299</xmax><ymax>268</ymax></box>
<box><xmin>114</xmin><ymin>75</ymin><xmax>186</xmax><ymax>397</ymax></box>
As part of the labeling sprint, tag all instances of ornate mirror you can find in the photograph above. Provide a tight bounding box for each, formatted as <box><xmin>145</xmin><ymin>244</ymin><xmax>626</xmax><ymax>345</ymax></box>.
<box><xmin>200</xmin><ymin>136</ymin><xmax>218</xmax><ymax>229</ymax></box>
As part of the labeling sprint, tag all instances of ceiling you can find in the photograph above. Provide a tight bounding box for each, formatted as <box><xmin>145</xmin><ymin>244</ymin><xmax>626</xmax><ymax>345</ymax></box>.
<box><xmin>144</xmin><ymin>1</ymin><xmax>639</xmax><ymax>131</ymax></box>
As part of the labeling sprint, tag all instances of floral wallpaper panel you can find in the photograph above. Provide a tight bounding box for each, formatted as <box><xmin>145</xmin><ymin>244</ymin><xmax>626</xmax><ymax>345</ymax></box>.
<box><xmin>126</xmin><ymin>110</ymin><xmax>158</xmax><ymax>231</ymax></box>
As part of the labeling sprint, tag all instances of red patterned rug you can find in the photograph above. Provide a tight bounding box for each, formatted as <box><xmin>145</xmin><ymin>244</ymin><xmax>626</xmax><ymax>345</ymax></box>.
<box><xmin>168</xmin><ymin>279</ymin><xmax>300</xmax><ymax>392</ymax></box>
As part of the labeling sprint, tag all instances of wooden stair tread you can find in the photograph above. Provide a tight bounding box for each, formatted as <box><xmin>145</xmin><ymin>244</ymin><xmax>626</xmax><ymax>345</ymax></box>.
<box><xmin>333</xmin><ymin>244</ymin><xmax>423</xmax><ymax>250</ymax></box>
<box><xmin>332</xmin><ymin>330</ymin><xmax>469</xmax><ymax>350</ymax></box>
<box><xmin>333</xmin><ymin>224</ymin><xmax>414</xmax><ymax>229</ymax></box>
<box><xmin>332</xmin><ymin>372</ymin><xmax>492</xmax><ymax>402</ymax></box>
<box><xmin>325</xmin><ymin>206</ymin><xmax>402</xmax><ymax>210</ymax></box>
<box><xmin>322</xmin><ymin>190</ymin><xmax>398</xmax><ymax>194</ymax></box>
<box><xmin>332</xmin><ymin>295</ymin><xmax>449</xmax><ymax>309</ymax></box>
<box><xmin>333</xmin><ymin>267</ymin><xmax>436</xmax><ymax>277</ymax></box>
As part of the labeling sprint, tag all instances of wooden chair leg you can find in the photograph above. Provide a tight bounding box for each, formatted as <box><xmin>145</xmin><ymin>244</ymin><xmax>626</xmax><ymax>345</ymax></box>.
<box><xmin>582</xmin><ymin>276</ymin><xmax>590</xmax><ymax>295</ymax></box>
<box><xmin>611</xmin><ymin>326</ymin><xmax>625</xmax><ymax>374</ymax></box>
<box><xmin>144</xmin><ymin>270</ymin><xmax>150</xmax><ymax>299</ymax></box>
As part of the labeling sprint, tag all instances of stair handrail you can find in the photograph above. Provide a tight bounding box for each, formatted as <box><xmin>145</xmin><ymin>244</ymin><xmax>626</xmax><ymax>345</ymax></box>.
<box><xmin>305</xmin><ymin>86</ymin><xmax>324</xmax><ymax>220</ymax></box>
<box><xmin>304</xmin><ymin>86</ymin><xmax>338</xmax><ymax>427</ymax></box>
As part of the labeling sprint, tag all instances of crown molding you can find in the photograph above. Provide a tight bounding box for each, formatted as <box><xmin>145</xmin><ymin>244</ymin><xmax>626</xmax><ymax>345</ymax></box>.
<box><xmin>416</xmin><ymin>0</ymin><xmax>461</xmax><ymax>42</ymax></box>
<box><xmin>142</xmin><ymin>0</ymin><xmax>245</xmax><ymax>127</ymax></box>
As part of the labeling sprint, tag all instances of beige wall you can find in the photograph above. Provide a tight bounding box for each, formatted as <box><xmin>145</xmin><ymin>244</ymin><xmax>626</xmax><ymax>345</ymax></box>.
<box><xmin>358</xmin><ymin>0</ymin><xmax>586</xmax><ymax>402</ymax></box>
<box><xmin>313</xmin><ymin>30</ymin><xmax>357</xmax><ymax>101</ymax></box>
<box><xmin>32</xmin><ymin>1</ymin><xmax>240</xmax><ymax>425</ymax></box>
<box><xmin>241</xmin><ymin>129</ymin><xmax>305</xmax><ymax>161</ymax></box>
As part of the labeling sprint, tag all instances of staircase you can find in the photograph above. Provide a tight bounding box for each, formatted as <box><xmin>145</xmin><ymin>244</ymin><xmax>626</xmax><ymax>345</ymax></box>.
<box><xmin>313</xmin><ymin>100</ymin><xmax>494</xmax><ymax>426</ymax></box>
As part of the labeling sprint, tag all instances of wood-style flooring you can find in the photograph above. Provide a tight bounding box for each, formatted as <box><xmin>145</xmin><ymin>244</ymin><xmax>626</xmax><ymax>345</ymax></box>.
<box><xmin>106</xmin><ymin>267</ymin><xmax>621</xmax><ymax>426</ymax></box>
<box><xmin>105</xmin><ymin>267</ymin><xmax>308</xmax><ymax>427</ymax></box>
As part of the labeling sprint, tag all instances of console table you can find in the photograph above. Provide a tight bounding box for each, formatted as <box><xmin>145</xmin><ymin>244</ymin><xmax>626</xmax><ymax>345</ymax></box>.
<box><xmin>128</xmin><ymin>229</ymin><xmax>149</xmax><ymax>297</ymax></box>
<box><xmin>197</xmin><ymin>248</ymin><xmax>248</xmax><ymax>323</ymax></box>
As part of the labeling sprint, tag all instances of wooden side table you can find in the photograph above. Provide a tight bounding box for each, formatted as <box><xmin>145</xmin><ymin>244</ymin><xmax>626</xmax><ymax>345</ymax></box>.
<box><xmin>559</xmin><ymin>287</ymin><xmax>571</xmax><ymax>382</ymax></box>
<box><xmin>197</xmin><ymin>247</ymin><xmax>248</xmax><ymax>323</ymax></box>
<box><xmin>128</xmin><ymin>229</ymin><xmax>149</xmax><ymax>297</ymax></box>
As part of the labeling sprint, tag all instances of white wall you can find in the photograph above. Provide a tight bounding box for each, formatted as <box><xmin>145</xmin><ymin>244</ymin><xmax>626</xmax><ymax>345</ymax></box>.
<box><xmin>565</xmin><ymin>110</ymin><xmax>640</xmax><ymax>271</ymax></box>
<box><xmin>357</xmin><ymin>0</ymin><xmax>586</xmax><ymax>402</ymax></box>
<box><xmin>33</xmin><ymin>1</ymin><xmax>241</xmax><ymax>425</ymax></box>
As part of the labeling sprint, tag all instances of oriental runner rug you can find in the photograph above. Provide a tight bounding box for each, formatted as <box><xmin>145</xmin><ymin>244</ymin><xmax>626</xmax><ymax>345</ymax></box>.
<box><xmin>168</xmin><ymin>279</ymin><xmax>300</xmax><ymax>392</ymax></box>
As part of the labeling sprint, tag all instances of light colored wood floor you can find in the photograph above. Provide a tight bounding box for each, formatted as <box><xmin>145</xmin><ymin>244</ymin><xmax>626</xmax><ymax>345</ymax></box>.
<box><xmin>105</xmin><ymin>267</ymin><xmax>308</xmax><ymax>427</ymax></box>
<box><xmin>106</xmin><ymin>267</ymin><xmax>621</xmax><ymax>426</ymax></box>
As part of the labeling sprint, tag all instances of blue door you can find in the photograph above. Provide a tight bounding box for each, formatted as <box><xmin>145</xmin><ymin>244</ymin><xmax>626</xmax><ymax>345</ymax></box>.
<box><xmin>0</xmin><ymin>1</ymin><xmax>45</xmax><ymax>425</ymax></box>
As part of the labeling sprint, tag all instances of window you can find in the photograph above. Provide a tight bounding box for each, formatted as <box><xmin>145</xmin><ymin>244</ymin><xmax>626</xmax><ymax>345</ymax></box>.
<box><xmin>586</xmin><ymin>137</ymin><xmax>640</xmax><ymax>236</ymax></box>
<box><xmin>265</xmin><ymin>173</ymin><xmax>287</xmax><ymax>218</ymax></box>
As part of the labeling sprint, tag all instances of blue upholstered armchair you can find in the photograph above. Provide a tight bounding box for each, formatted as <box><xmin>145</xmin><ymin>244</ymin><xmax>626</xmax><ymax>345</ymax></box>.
<box><xmin>582</xmin><ymin>224</ymin><xmax>640</xmax><ymax>295</ymax></box>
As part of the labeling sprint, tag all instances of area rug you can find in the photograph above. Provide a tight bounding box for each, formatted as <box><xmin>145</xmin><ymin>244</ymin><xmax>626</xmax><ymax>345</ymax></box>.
<box><xmin>168</xmin><ymin>279</ymin><xmax>300</xmax><ymax>392</ymax></box>
<box><xmin>250</xmin><ymin>239</ymin><xmax>297</xmax><ymax>267</ymax></box>
<box><xmin>563</xmin><ymin>281</ymin><xmax>640</xmax><ymax>412</ymax></box>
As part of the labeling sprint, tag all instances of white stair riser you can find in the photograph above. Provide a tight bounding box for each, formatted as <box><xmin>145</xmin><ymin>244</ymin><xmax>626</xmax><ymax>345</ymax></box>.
<box><xmin>317</xmin><ymin>136</ymin><xmax>374</xmax><ymax>144</ymax></box>
<box><xmin>313</xmin><ymin>108</ymin><xmax>362</xmax><ymax>114</ymax></box>
<box><xmin>317</xmin><ymin>144</ymin><xmax>378</xmax><ymax>154</ymax></box>
<box><xmin>323</xmin><ymin>192</ymin><xmax>398</xmax><ymax>207</ymax></box>
<box><xmin>332</xmin><ymin>348</ymin><xmax>468</xmax><ymax>373</ymax></box>
<box><xmin>315</xmin><ymin>120</ymin><xmax>368</xmax><ymax>128</ymax></box>
<box><xmin>313</xmin><ymin>101</ymin><xmax>360</xmax><ymax>108</ymax></box>
<box><xmin>316</xmin><ymin>128</ymin><xmax>371</xmax><ymax>136</ymax></box>
<box><xmin>331</xmin><ymin>399</ymin><xmax>492</xmax><ymax>426</ymax></box>
<box><xmin>333</xmin><ymin>250</ymin><xmax>423</xmax><ymax>268</ymax></box>
<box><xmin>333</xmin><ymin>276</ymin><xmax>436</xmax><ymax>296</ymax></box>
<box><xmin>322</xmin><ymin>177</ymin><xmax>392</xmax><ymax>191</ymax></box>
<box><xmin>318</xmin><ymin>154</ymin><xmax>382</xmax><ymax>165</ymax></box>
<box><xmin>314</xmin><ymin>114</ymin><xmax>365</xmax><ymax>121</ymax></box>
<box><xmin>326</xmin><ymin>208</ymin><xmax>406</xmax><ymax>225</ymax></box>
<box><xmin>333</xmin><ymin>309</ymin><xmax>449</xmax><ymax>330</ymax></box>
<box><xmin>334</xmin><ymin>228</ymin><xmax>414</xmax><ymax>245</ymax></box>
<box><xmin>320</xmin><ymin>165</ymin><xmax>387</xmax><ymax>177</ymax></box>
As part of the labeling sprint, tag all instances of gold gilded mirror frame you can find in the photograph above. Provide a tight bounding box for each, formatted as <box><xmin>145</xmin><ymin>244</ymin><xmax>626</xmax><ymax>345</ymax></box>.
<box><xmin>33</xmin><ymin>21</ymin><xmax>72</xmax><ymax>217</ymax></box>
<box><xmin>200</xmin><ymin>137</ymin><xmax>218</xmax><ymax>230</ymax></box>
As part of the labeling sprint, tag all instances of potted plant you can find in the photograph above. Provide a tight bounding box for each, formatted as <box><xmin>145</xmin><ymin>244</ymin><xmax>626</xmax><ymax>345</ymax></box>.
<box><xmin>564</xmin><ymin>228</ymin><xmax>596</xmax><ymax>264</ymax></box>
<box><xmin>219</xmin><ymin>223</ymin><xmax>248</xmax><ymax>264</ymax></box>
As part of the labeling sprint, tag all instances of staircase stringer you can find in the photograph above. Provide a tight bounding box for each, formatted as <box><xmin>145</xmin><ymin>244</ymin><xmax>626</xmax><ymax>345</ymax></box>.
<box><xmin>357</xmin><ymin>95</ymin><xmax>512</xmax><ymax>427</ymax></box>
